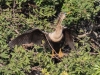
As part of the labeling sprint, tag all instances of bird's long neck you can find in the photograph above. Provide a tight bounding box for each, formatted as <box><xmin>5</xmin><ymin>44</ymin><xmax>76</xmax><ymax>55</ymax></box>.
<box><xmin>49</xmin><ymin>12</ymin><xmax>65</xmax><ymax>42</ymax></box>
<box><xmin>56</xmin><ymin>16</ymin><xmax>63</xmax><ymax>26</ymax></box>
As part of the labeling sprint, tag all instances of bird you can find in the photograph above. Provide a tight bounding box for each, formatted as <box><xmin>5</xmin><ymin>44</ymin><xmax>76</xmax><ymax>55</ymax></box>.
<box><xmin>8</xmin><ymin>12</ymin><xmax>75</xmax><ymax>58</ymax></box>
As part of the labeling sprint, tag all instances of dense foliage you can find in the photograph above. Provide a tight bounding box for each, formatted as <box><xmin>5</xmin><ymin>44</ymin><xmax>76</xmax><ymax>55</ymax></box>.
<box><xmin>0</xmin><ymin>0</ymin><xmax>100</xmax><ymax>75</ymax></box>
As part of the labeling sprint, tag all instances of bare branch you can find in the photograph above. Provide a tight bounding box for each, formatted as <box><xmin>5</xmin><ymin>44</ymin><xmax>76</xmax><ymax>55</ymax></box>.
<box><xmin>78</xmin><ymin>33</ymin><xmax>89</xmax><ymax>38</ymax></box>
<box><xmin>91</xmin><ymin>39</ymin><xmax>100</xmax><ymax>48</ymax></box>
<box><xmin>14</xmin><ymin>29</ymin><xmax>20</xmax><ymax>34</ymax></box>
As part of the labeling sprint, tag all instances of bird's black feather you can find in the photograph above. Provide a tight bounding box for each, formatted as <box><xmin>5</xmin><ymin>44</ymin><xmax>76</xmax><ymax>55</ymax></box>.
<box><xmin>63</xmin><ymin>28</ymin><xmax>75</xmax><ymax>50</ymax></box>
<box><xmin>8</xmin><ymin>29</ymin><xmax>47</xmax><ymax>48</ymax></box>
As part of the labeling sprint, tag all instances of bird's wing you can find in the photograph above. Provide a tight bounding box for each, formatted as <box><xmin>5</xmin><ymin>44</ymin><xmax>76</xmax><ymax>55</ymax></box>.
<box><xmin>9</xmin><ymin>29</ymin><xmax>47</xmax><ymax>48</ymax></box>
<box><xmin>63</xmin><ymin>28</ymin><xmax>75</xmax><ymax>50</ymax></box>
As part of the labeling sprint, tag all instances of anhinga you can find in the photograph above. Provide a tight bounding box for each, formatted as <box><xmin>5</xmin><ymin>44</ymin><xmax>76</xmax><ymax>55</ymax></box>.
<box><xmin>9</xmin><ymin>12</ymin><xmax>75</xmax><ymax>58</ymax></box>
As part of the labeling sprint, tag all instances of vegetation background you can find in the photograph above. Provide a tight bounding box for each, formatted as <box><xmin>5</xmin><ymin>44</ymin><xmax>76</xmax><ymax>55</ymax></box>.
<box><xmin>0</xmin><ymin>0</ymin><xmax>100</xmax><ymax>75</ymax></box>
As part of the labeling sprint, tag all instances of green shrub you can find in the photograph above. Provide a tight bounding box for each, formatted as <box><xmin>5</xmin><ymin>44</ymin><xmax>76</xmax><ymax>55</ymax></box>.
<box><xmin>62</xmin><ymin>0</ymin><xmax>100</xmax><ymax>25</ymax></box>
<box><xmin>0</xmin><ymin>0</ymin><xmax>100</xmax><ymax>75</ymax></box>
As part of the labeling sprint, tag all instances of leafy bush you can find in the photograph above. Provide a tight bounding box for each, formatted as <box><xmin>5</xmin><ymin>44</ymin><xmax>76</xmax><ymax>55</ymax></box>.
<box><xmin>62</xmin><ymin>0</ymin><xmax>100</xmax><ymax>25</ymax></box>
<box><xmin>0</xmin><ymin>0</ymin><xmax>100</xmax><ymax>75</ymax></box>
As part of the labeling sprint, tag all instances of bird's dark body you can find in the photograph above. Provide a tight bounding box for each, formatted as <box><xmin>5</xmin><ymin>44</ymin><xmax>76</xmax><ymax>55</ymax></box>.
<box><xmin>9</xmin><ymin>28</ymin><xmax>75</xmax><ymax>53</ymax></box>
<box><xmin>48</xmin><ymin>37</ymin><xmax>64</xmax><ymax>53</ymax></box>
<box><xmin>49</xmin><ymin>28</ymin><xmax>75</xmax><ymax>53</ymax></box>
